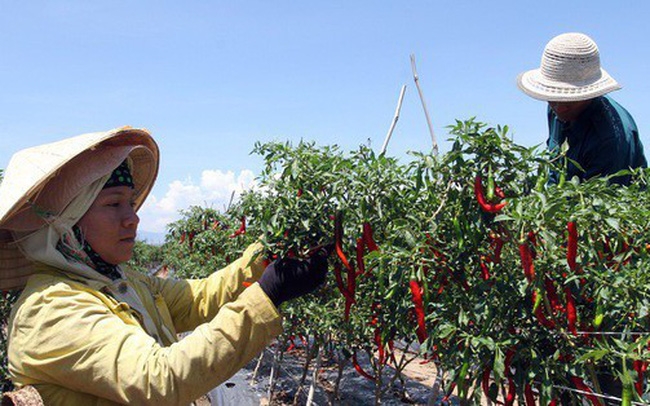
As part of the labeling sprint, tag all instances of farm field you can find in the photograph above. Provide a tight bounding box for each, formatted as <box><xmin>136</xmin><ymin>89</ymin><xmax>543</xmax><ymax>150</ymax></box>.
<box><xmin>2</xmin><ymin>119</ymin><xmax>649</xmax><ymax>405</ymax></box>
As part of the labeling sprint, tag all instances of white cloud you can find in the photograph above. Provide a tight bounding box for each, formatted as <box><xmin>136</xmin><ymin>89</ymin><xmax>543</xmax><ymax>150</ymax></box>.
<box><xmin>138</xmin><ymin>169</ymin><xmax>257</xmax><ymax>234</ymax></box>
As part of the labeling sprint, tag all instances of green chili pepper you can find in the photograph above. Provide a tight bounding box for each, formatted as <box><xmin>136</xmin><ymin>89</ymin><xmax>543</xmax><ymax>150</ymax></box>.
<box><xmin>532</xmin><ymin>287</ymin><xmax>543</xmax><ymax>314</ymax></box>
<box><xmin>557</xmin><ymin>157</ymin><xmax>567</xmax><ymax>188</ymax></box>
<box><xmin>535</xmin><ymin>167</ymin><xmax>547</xmax><ymax>192</ymax></box>
<box><xmin>593</xmin><ymin>302</ymin><xmax>604</xmax><ymax>329</ymax></box>
<box><xmin>487</xmin><ymin>164</ymin><xmax>495</xmax><ymax>201</ymax></box>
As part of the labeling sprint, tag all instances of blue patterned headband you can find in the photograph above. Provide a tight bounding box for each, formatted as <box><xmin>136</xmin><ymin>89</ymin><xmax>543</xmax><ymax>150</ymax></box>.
<box><xmin>103</xmin><ymin>160</ymin><xmax>134</xmax><ymax>189</ymax></box>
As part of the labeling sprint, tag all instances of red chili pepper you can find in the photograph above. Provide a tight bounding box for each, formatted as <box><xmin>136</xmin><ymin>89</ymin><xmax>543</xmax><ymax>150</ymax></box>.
<box><xmin>344</xmin><ymin>300</ymin><xmax>353</xmax><ymax>321</ymax></box>
<box><xmin>504</xmin><ymin>348</ymin><xmax>515</xmax><ymax>371</ymax></box>
<box><xmin>262</xmin><ymin>257</ymin><xmax>272</xmax><ymax>268</ymax></box>
<box><xmin>491</xmin><ymin>236</ymin><xmax>504</xmax><ymax>264</ymax></box>
<box><xmin>370</xmin><ymin>302</ymin><xmax>380</xmax><ymax>326</ymax></box>
<box><xmin>532</xmin><ymin>290</ymin><xmax>556</xmax><ymax>329</ymax></box>
<box><xmin>374</xmin><ymin>329</ymin><xmax>385</xmax><ymax>365</ymax></box>
<box><xmin>544</xmin><ymin>277</ymin><xmax>563</xmax><ymax>313</ymax></box>
<box><xmin>567</xmin><ymin>221</ymin><xmax>578</xmax><ymax>271</ymax></box>
<box><xmin>621</xmin><ymin>240</ymin><xmax>632</xmax><ymax>266</ymax></box>
<box><xmin>474</xmin><ymin>176</ymin><xmax>507</xmax><ymax>213</ymax></box>
<box><xmin>524</xmin><ymin>383</ymin><xmax>535</xmax><ymax>406</ymax></box>
<box><xmin>481</xmin><ymin>368</ymin><xmax>492</xmax><ymax>399</ymax></box>
<box><xmin>432</xmin><ymin>248</ymin><xmax>447</xmax><ymax>262</ymax></box>
<box><xmin>333</xmin><ymin>213</ymin><xmax>356</xmax><ymax>320</ymax></box>
<box><xmin>441</xmin><ymin>382</ymin><xmax>457</xmax><ymax>404</ymax></box>
<box><xmin>535</xmin><ymin>307</ymin><xmax>556</xmax><ymax>329</ymax></box>
<box><xmin>548</xmin><ymin>399</ymin><xmax>558</xmax><ymax>406</ymax></box>
<box><xmin>356</xmin><ymin>237</ymin><xmax>366</xmax><ymax>276</ymax></box>
<box><xmin>569</xmin><ymin>376</ymin><xmax>603</xmax><ymax>406</ymax></box>
<box><xmin>188</xmin><ymin>231</ymin><xmax>195</xmax><ymax>250</ymax></box>
<box><xmin>503</xmin><ymin>347</ymin><xmax>516</xmax><ymax>406</ymax></box>
<box><xmin>480</xmin><ymin>257</ymin><xmax>490</xmax><ymax>281</ymax></box>
<box><xmin>229</xmin><ymin>216</ymin><xmax>246</xmax><ymax>238</ymax></box>
<box><xmin>362</xmin><ymin>222</ymin><xmax>379</xmax><ymax>252</ymax></box>
<box><xmin>622</xmin><ymin>240</ymin><xmax>630</xmax><ymax>253</ymax></box>
<box><xmin>352</xmin><ymin>352</ymin><xmax>376</xmax><ymax>381</ymax></box>
<box><xmin>633</xmin><ymin>359</ymin><xmax>647</xmax><ymax>396</ymax></box>
<box><xmin>347</xmin><ymin>254</ymin><xmax>356</xmax><ymax>294</ymax></box>
<box><xmin>437</xmin><ymin>275</ymin><xmax>448</xmax><ymax>294</ymax></box>
<box><xmin>242</xmin><ymin>281</ymin><xmax>252</xmax><ymax>288</ymax></box>
<box><xmin>344</xmin><ymin>257</ymin><xmax>356</xmax><ymax>320</ymax></box>
<box><xmin>297</xmin><ymin>188</ymin><xmax>303</xmax><ymax>197</ymax></box>
<box><xmin>409</xmin><ymin>280</ymin><xmax>428</xmax><ymax>343</ymax></box>
<box><xmin>519</xmin><ymin>242</ymin><xmax>535</xmax><ymax>283</ymax></box>
<box><xmin>504</xmin><ymin>377</ymin><xmax>516</xmax><ymax>406</ymax></box>
<box><xmin>180</xmin><ymin>232</ymin><xmax>186</xmax><ymax>243</ymax></box>
<box><xmin>564</xmin><ymin>286</ymin><xmax>578</xmax><ymax>336</ymax></box>
<box><xmin>333</xmin><ymin>262</ymin><xmax>355</xmax><ymax>302</ymax></box>
<box><xmin>334</xmin><ymin>213</ymin><xmax>353</xmax><ymax>272</ymax></box>
<box><xmin>495</xmin><ymin>185</ymin><xmax>506</xmax><ymax>199</ymax></box>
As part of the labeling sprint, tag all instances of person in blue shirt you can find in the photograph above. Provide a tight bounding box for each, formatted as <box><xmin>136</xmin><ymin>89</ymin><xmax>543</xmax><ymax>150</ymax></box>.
<box><xmin>517</xmin><ymin>32</ymin><xmax>646</xmax><ymax>185</ymax></box>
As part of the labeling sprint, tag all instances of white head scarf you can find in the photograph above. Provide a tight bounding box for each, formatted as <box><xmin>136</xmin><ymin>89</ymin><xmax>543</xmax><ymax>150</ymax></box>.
<box><xmin>14</xmin><ymin>173</ymin><xmax>114</xmax><ymax>284</ymax></box>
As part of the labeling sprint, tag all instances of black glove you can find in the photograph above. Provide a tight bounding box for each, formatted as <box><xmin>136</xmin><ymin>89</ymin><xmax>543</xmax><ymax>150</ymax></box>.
<box><xmin>258</xmin><ymin>245</ymin><xmax>331</xmax><ymax>307</ymax></box>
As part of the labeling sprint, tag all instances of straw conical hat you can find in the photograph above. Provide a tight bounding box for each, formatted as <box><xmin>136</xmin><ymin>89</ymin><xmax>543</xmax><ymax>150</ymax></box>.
<box><xmin>0</xmin><ymin>126</ymin><xmax>159</xmax><ymax>290</ymax></box>
<box><xmin>517</xmin><ymin>32</ymin><xmax>621</xmax><ymax>102</ymax></box>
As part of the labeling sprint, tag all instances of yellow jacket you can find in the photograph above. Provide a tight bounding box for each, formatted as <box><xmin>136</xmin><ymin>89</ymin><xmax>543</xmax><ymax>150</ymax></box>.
<box><xmin>8</xmin><ymin>243</ymin><xmax>282</xmax><ymax>405</ymax></box>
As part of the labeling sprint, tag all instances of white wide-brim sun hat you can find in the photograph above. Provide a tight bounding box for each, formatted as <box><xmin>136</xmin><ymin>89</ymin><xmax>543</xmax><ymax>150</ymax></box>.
<box><xmin>0</xmin><ymin>126</ymin><xmax>159</xmax><ymax>290</ymax></box>
<box><xmin>517</xmin><ymin>32</ymin><xmax>621</xmax><ymax>102</ymax></box>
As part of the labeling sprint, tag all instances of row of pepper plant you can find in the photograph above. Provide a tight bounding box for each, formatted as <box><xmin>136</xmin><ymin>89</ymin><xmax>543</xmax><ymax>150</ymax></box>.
<box><xmin>241</xmin><ymin>120</ymin><xmax>650</xmax><ymax>404</ymax></box>
<box><xmin>153</xmin><ymin>119</ymin><xmax>649</xmax><ymax>405</ymax></box>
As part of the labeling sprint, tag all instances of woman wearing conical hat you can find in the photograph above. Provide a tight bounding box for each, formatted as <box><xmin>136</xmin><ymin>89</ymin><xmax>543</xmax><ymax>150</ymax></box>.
<box><xmin>517</xmin><ymin>32</ymin><xmax>646</xmax><ymax>185</ymax></box>
<box><xmin>0</xmin><ymin>127</ymin><xmax>329</xmax><ymax>405</ymax></box>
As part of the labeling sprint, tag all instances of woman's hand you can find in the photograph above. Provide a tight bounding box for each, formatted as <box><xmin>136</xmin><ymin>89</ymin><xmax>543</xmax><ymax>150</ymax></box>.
<box><xmin>258</xmin><ymin>245</ymin><xmax>332</xmax><ymax>306</ymax></box>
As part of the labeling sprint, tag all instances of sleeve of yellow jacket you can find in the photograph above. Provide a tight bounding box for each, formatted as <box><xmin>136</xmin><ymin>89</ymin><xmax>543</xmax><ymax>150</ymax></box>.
<box><xmin>145</xmin><ymin>242</ymin><xmax>270</xmax><ymax>333</ymax></box>
<box><xmin>9</xmin><ymin>245</ymin><xmax>283</xmax><ymax>405</ymax></box>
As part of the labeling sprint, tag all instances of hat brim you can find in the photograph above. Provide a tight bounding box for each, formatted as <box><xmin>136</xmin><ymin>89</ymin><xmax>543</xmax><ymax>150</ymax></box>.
<box><xmin>0</xmin><ymin>127</ymin><xmax>159</xmax><ymax>290</ymax></box>
<box><xmin>517</xmin><ymin>68</ymin><xmax>621</xmax><ymax>102</ymax></box>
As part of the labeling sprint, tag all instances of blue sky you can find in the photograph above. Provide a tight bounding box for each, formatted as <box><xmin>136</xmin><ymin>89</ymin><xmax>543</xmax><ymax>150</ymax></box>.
<box><xmin>1</xmin><ymin>1</ymin><xmax>649</xmax><ymax>237</ymax></box>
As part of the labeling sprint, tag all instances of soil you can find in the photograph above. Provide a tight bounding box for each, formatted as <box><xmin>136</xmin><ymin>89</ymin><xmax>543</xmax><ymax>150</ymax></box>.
<box><xmin>218</xmin><ymin>341</ymin><xmax>463</xmax><ymax>406</ymax></box>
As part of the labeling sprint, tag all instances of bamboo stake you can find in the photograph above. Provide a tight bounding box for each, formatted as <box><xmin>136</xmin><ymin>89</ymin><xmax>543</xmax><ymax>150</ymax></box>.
<box><xmin>332</xmin><ymin>348</ymin><xmax>347</xmax><ymax>403</ymax></box>
<box><xmin>380</xmin><ymin>84</ymin><xmax>407</xmax><ymax>155</ymax></box>
<box><xmin>305</xmin><ymin>344</ymin><xmax>322</xmax><ymax>406</ymax></box>
<box><xmin>250</xmin><ymin>351</ymin><xmax>265</xmax><ymax>383</ymax></box>
<box><xmin>427</xmin><ymin>361</ymin><xmax>445</xmax><ymax>406</ymax></box>
<box><xmin>224</xmin><ymin>190</ymin><xmax>236</xmax><ymax>212</ymax></box>
<box><xmin>267</xmin><ymin>345</ymin><xmax>281</xmax><ymax>402</ymax></box>
<box><xmin>410</xmin><ymin>54</ymin><xmax>438</xmax><ymax>155</ymax></box>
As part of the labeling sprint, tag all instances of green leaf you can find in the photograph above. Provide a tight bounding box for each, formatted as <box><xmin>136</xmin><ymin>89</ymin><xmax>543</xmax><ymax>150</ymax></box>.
<box><xmin>493</xmin><ymin>347</ymin><xmax>505</xmax><ymax>383</ymax></box>
<box><xmin>576</xmin><ymin>349</ymin><xmax>609</xmax><ymax>363</ymax></box>
<box><xmin>605</xmin><ymin>217</ymin><xmax>620</xmax><ymax>231</ymax></box>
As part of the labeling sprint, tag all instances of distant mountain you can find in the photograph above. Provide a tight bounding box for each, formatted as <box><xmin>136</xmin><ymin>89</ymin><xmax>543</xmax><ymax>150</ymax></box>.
<box><xmin>137</xmin><ymin>230</ymin><xmax>166</xmax><ymax>245</ymax></box>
